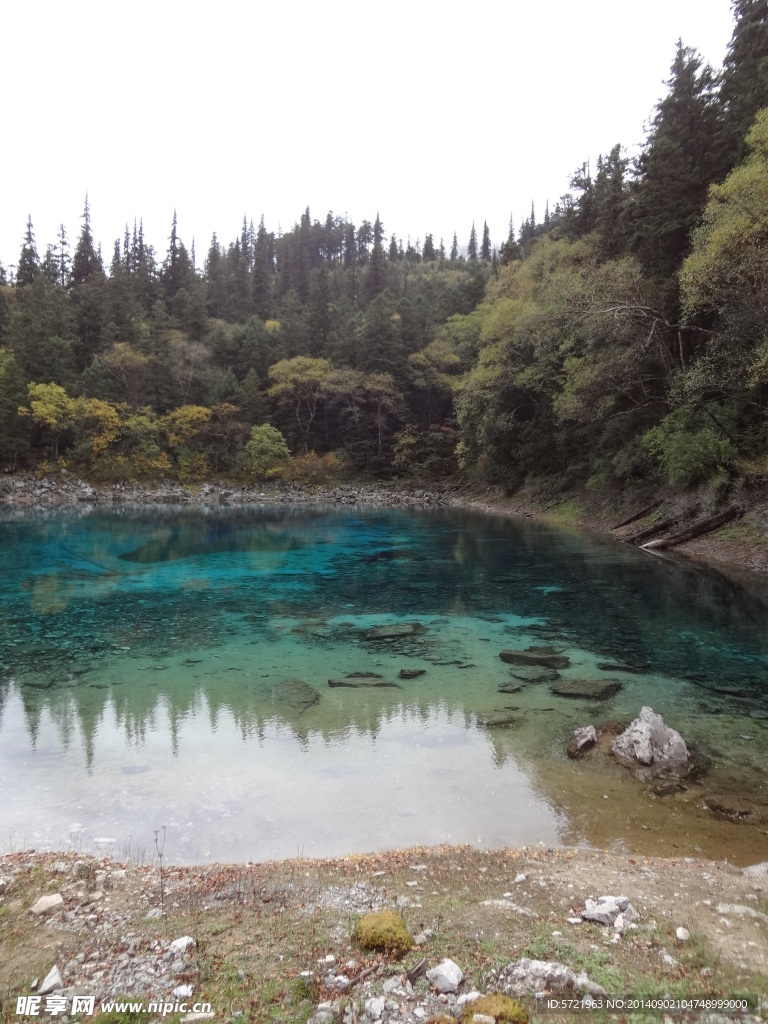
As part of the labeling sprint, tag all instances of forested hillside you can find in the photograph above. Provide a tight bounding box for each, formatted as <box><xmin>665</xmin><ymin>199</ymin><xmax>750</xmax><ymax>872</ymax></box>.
<box><xmin>2</xmin><ymin>0</ymin><xmax>767</xmax><ymax>495</ymax></box>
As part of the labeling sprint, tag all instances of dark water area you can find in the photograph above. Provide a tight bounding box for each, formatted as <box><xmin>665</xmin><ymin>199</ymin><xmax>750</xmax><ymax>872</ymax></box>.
<box><xmin>1</xmin><ymin>505</ymin><xmax>766</xmax><ymax>863</ymax></box>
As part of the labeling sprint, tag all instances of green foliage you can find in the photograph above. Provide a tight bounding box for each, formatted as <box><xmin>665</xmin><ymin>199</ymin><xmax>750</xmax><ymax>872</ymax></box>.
<box><xmin>354</xmin><ymin>910</ymin><xmax>412</xmax><ymax>955</ymax></box>
<box><xmin>462</xmin><ymin>994</ymin><xmax>528</xmax><ymax>1024</ymax></box>
<box><xmin>644</xmin><ymin>408</ymin><xmax>734</xmax><ymax>487</ymax></box>
<box><xmin>244</xmin><ymin>424</ymin><xmax>291</xmax><ymax>478</ymax></box>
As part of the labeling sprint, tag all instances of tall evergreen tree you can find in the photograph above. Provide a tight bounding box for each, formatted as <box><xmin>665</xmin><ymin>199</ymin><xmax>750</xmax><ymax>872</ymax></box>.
<box><xmin>480</xmin><ymin>221</ymin><xmax>491</xmax><ymax>260</ymax></box>
<box><xmin>16</xmin><ymin>215</ymin><xmax>39</xmax><ymax>287</ymax></box>
<box><xmin>450</xmin><ymin>233</ymin><xmax>459</xmax><ymax>262</ymax></box>
<box><xmin>366</xmin><ymin>213</ymin><xmax>387</xmax><ymax>299</ymax></box>
<box><xmin>719</xmin><ymin>0</ymin><xmax>768</xmax><ymax>166</ymax></box>
<box><xmin>627</xmin><ymin>40</ymin><xmax>722</xmax><ymax>278</ymax></box>
<box><xmin>72</xmin><ymin>194</ymin><xmax>101</xmax><ymax>285</ymax></box>
<box><xmin>467</xmin><ymin>223</ymin><xmax>478</xmax><ymax>261</ymax></box>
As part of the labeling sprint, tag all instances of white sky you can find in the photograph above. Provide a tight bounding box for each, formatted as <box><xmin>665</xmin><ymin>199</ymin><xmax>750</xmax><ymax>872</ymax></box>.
<box><xmin>1</xmin><ymin>0</ymin><xmax>735</xmax><ymax>272</ymax></box>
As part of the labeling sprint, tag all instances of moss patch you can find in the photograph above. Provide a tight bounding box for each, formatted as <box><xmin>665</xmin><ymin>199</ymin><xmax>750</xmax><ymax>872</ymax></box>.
<box><xmin>462</xmin><ymin>994</ymin><xmax>529</xmax><ymax>1023</ymax></box>
<box><xmin>354</xmin><ymin>910</ymin><xmax>412</xmax><ymax>955</ymax></box>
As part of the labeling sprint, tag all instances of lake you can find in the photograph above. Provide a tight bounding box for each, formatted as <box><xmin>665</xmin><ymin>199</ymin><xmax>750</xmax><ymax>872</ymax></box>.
<box><xmin>1</xmin><ymin>504</ymin><xmax>766</xmax><ymax>864</ymax></box>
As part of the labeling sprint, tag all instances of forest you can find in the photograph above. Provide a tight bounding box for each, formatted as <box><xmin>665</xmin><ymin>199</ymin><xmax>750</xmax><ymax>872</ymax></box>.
<box><xmin>1</xmin><ymin>0</ymin><xmax>767</xmax><ymax>496</ymax></box>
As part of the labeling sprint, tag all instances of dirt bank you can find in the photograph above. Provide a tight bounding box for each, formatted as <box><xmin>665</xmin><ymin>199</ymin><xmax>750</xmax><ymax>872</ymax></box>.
<box><xmin>1</xmin><ymin>846</ymin><xmax>767</xmax><ymax>1023</ymax></box>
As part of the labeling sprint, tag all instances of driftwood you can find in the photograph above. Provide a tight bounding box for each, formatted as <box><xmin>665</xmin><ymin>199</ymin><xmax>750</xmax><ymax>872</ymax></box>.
<box><xmin>611</xmin><ymin>503</ymin><xmax>660</xmax><ymax>530</ymax></box>
<box><xmin>643</xmin><ymin>507</ymin><xmax>741</xmax><ymax>550</ymax></box>
<box><xmin>625</xmin><ymin>515</ymin><xmax>682</xmax><ymax>545</ymax></box>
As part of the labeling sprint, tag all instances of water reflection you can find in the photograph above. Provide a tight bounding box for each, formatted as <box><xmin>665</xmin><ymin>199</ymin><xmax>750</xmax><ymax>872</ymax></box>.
<box><xmin>1</xmin><ymin>505</ymin><xmax>767</xmax><ymax>862</ymax></box>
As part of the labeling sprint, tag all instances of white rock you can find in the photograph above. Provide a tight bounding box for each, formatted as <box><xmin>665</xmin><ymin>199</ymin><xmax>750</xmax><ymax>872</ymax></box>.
<box><xmin>170</xmin><ymin>936</ymin><xmax>196</xmax><ymax>955</ymax></box>
<box><xmin>473</xmin><ymin>1016</ymin><xmax>496</xmax><ymax>1024</ymax></box>
<box><xmin>173</xmin><ymin>983</ymin><xmax>194</xmax><ymax>998</ymax></box>
<box><xmin>29</xmin><ymin>894</ymin><xmax>64</xmax><ymax>916</ymax></box>
<box><xmin>365</xmin><ymin>995</ymin><xmax>385</xmax><ymax>1020</ymax></box>
<box><xmin>614</xmin><ymin>914</ymin><xmax>624</xmax><ymax>934</ymax></box>
<box><xmin>514</xmin><ymin>873</ymin><xmax>527</xmax><ymax>883</ymax></box>
<box><xmin>716</xmin><ymin>903</ymin><xmax>768</xmax><ymax>921</ymax></box>
<box><xmin>676</xmin><ymin>926</ymin><xmax>690</xmax><ymax>941</ymax></box>
<box><xmin>612</xmin><ymin>706</ymin><xmax>689</xmax><ymax>768</ymax></box>
<box><xmin>582</xmin><ymin>895</ymin><xmax>637</xmax><ymax>926</ymax></box>
<box><xmin>383</xmin><ymin>977</ymin><xmax>404</xmax><ymax>995</ymax></box>
<box><xmin>38</xmin><ymin>966</ymin><xmax>63</xmax><ymax>995</ymax></box>
<box><xmin>146</xmin><ymin>908</ymin><xmax>162</xmax><ymax>919</ymax></box>
<box><xmin>457</xmin><ymin>992</ymin><xmax>481</xmax><ymax>1006</ymax></box>
<box><xmin>426</xmin><ymin>958</ymin><xmax>463</xmax><ymax>993</ymax></box>
<box><xmin>493</xmin><ymin>959</ymin><xmax>606</xmax><ymax>998</ymax></box>
<box><xmin>743</xmin><ymin>862</ymin><xmax>768</xmax><ymax>878</ymax></box>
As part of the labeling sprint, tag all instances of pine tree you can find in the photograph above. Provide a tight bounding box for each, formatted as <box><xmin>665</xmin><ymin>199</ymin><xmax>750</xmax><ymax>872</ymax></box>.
<box><xmin>480</xmin><ymin>221</ymin><xmax>491</xmax><ymax>260</ymax></box>
<box><xmin>467</xmin><ymin>223</ymin><xmax>478</xmax><ymax>261</ymax></box>
<box><xmin>422</xmin><ymin>234</ymin><xmax>436</xmax><ymax>261</ymax></box>
<box><xmin>628</xmin><ymin>40</ymin><xmax>722</xmax><ymax>277</ymax></box>
<box><xmin>366</xmin><ymin>213</ymin><xmax>386</xmax><ymax>298</ymax></box>
<box><xmin>16</xmin><ymin>215</ymin><xmax>39</xmax><ymax>287</ymax></box>
<box><xmin>72</xmin><ymin>194</ymin><xmax>101</xmax><ymax>285</ymax></box>
<box><xmin>450</xmin><ymin>233</ymin><xmax>459</xmax><ymax>262</ymax></box>
<box><xmin>719</xmin><ymin>0</ymin><xmax>768</xmax><ymax>167</ymax></box>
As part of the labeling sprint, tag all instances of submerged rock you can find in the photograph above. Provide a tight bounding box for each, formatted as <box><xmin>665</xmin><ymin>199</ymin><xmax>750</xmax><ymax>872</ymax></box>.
<box><xmin>611</xmin><ymin>706</ymin><xmax>690</xmax><ymax>770</ymax></box>
<box><xmin>597</xmin><ymin>661</ymin><xmax>647</xmax><ymax>673</ymax></box>
<box><xmin>399</xmin><ymin>668</ymin><xmax>426</xmax><ymax>679</ymax></box>
<box><xmin>705</xmin><ymin>795</ymin><xmax>752</xmax><ymax>819</ymax></box>
<box><xmin>345</xmin><ymin>671</ymin><xmax>383</xmax><ymax>678</ymax></box>
<box><xmin>567</xmin><ymin>725</ymin><xmax>597</xmax><ymax>758</ymax></box>
<box><xmin>508</xmin><ymin>665</ymin><xmax>560</xmax><ymax>683</ymax></box>
<box><xmin>327</xmin><ymin>679</ymin><xmax>401</xmax><ymax>689</ymax></box>
<box><xmin>364</xmin><ymin>623</ymin><xmax>425</xmax><ymax>641</ymax></box>
<box><xmin>550</xmin><ymin>679</ymin><xmax>622</xmax><ymax>700</ymax></box>
<box><xmin>500</xmin><ymin>649</ymin><xmax>570</xmax><ymax>670</ymax></box>
<box><xmin>267</xmin><ymin>678</ymin><xmax>320</xmax><ymax>715</ymax></box>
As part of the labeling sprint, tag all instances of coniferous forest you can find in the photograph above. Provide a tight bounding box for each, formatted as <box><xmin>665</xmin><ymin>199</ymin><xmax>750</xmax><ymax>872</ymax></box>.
<box><xmin>2</xmin><ymin>0</ymin><xmax>768</xmax><ymax>495</ymax></box>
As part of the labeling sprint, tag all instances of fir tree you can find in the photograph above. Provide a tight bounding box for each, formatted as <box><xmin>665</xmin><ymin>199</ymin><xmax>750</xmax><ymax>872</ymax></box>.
<box><xmin>16</xmin><ymin>215</ymin><xmax>39</xmax><ymax>287</ymax></box>
<box><xmin>72</xmin><ymin>194</ymin><xmax>101</xmax><ymax>285</ymax></box>
<box><xmin>467</xmin><ymin>223</ymin><xmax>478</xmax><ymax>261</ymax></box>
<box><xmin>480</xmin><ymin>221</ymin><xmax>491</xmax><ymax>260</ymax></box>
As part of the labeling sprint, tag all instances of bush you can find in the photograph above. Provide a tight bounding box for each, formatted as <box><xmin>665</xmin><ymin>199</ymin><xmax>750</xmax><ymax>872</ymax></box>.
<box><xmin>462</xmin><ymin>994</ymin><xmax>528</xmax><ymax>1023</ymax></box>
<box><xmin>644</xmin><ymin>409</ymin><xmax>734</xmax><ymax>488</ymax></box>
<box><xmin>354</xmin><ymin>910</ymin><xmax>412</xmax><ymax>955</ymax></box>
<box><xmin>244</xmin><ymin>424</ymin><xmax>290</xmax><ymax>478</ymax></box>
<box><xmin>271</xmin><ymin>451</ymin><xmax>343</xmax><ymax>483</ymax></box>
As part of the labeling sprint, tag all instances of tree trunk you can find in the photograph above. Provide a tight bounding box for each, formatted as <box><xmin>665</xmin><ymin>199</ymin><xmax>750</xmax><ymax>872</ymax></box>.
<box><xmin>644</xmin><ymin>507</ymin><xmax>741</xmax><ymax>550</ymax></box>
<box><xmin>611</xmin><ymin>503</ymin><xmax>660</xmax><ymax>530</ymax></box>
<box><xmin>625</xmin><ymin>514</ymin><xmax>682</xmax><ymax>545</ymax></box>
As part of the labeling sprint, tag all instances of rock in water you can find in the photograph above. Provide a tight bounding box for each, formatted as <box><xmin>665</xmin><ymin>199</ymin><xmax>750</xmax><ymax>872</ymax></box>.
<box><xmin>328</xmin><ymin>679</ymin><xmax>401</xmax><ymax>689</ymax></box>
<box><xmin>267</xmin><ymin>679</ymin><xmax>320</xmax><ymax>716</ymax></box>
<box><xmin>508</xmin><ymin>665</ymin><xmax>560</xmax><ymax>683</ymax></box>
<box><xmin>399</xmin><ymin>668</ymin><xmax>426</xmax><ymax>679</ymax></box>
<box><xmin>364</xmin><ymin>622</ymin><xmax>425</xmax><ymax>640</ymax></box>
<box><xmin>426</xmin><ymin>958</ymin><xmax>463</xmax><ymax>993</ymax></box>
<box><xmin>612</xmin><ymin>706</ymin><xmax>690</xmax><ymax>769</ymax></box>
<box><xmin>567</xmin><ymin>725</ymin><xmax>597</xmax><ymax>758</ymax></box>
<box><xmin>500</xmin><ymin>649</ymin><xmax>570</xmax><ymax>669</ymax></box>
<box><xmin>550</xmin><ymin>679</ymin><xmax>622</xmax><ymax>700</ymax></box>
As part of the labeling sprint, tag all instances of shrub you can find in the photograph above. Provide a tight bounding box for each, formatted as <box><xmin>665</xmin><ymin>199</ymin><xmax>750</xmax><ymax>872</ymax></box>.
<box><xmin>462</xmin><ymin>994</ymin><xmax>529</xmax><ymax>1023</ymax></box>
<box><xmin>354</xmin><ymin>910</ymin><xmax>412</xmax><ymax>955</ymax></box>
<box><xmin>244</xmin><ymin>424</ymin><xmax>290</xmax><ymax>478</ymax></box>
<box><xmin>644</xmin><ymin>409</ymin><xmax>734</xmax><ymax>488</ymax></box>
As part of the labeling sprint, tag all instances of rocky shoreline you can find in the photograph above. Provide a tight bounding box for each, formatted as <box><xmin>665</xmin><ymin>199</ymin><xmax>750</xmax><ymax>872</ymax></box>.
<box><xmin>0</xmin><ymin>474</ymin><xmax>455</xmax><ymax>511</ymax></box>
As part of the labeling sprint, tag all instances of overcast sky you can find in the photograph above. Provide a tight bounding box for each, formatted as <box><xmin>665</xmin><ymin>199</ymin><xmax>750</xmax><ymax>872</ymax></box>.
<box><xmin>1</xmin><ymin>0</ymin><xmax>735</xmax><ymax>272</ymax></box>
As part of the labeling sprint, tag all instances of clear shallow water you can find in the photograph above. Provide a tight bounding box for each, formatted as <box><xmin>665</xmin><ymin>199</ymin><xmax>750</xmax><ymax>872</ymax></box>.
<box><xmin>1</xmin><ymin>505</ymin><xmax>767</xmax><ymax>864</ymax></box>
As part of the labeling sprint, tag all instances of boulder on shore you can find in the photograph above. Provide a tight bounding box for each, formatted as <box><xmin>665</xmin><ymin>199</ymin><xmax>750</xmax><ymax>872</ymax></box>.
<box><xmin>567</xmin><ymin>725</ymin><xmax>598</xmax><ymax>758</ymax></box>
<box><xmin>612</xmin><ymin>706</ymin><xmax>690</xmax><ymax>771</ymax></box>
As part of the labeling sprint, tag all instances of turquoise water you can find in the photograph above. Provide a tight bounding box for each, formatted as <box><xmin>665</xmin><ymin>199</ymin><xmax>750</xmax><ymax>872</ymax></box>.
<box><xmin>1</xmin><ymin>505</ymin><xmax>767</xmax><ymax>863</ymax></box>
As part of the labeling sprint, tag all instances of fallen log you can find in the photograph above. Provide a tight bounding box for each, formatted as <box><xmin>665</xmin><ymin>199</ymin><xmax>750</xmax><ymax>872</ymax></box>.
<box><xmin>643</xmin><ymin>507</ymin><xmax>742</xmax><ymax>550</ymax></box>
<box><xmin>611</xmin><ymin>503</ymin><xmax>660</xmax><ymax>530</ymax></box>
<box><xmin>625</xmin><ymin>514</ymin><xmax>682</xmax><ymax>545</ymax></box>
